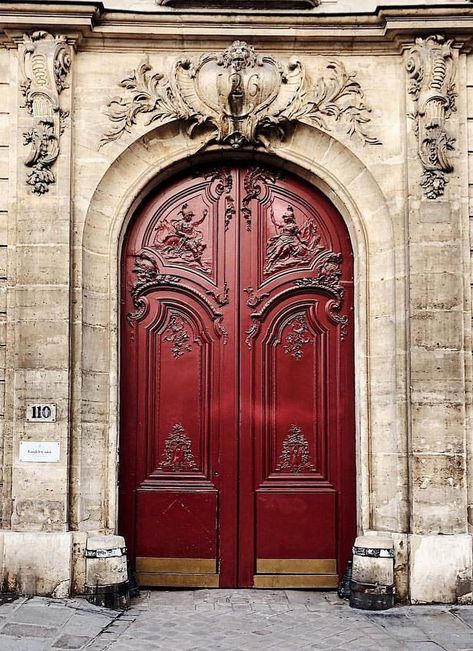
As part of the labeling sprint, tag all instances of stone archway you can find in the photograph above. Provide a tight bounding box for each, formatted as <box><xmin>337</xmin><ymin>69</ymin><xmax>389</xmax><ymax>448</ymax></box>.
<box><xmin>75</xmin><ymin>121</ymin><xmax>404</xmax><ymax>589</ymax></box>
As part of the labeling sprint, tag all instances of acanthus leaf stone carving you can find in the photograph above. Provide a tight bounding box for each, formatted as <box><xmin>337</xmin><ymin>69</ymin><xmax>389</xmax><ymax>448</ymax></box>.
<box><xmin>101</xmin><ymin>42</ymin><xmax>381</xmax><ymax>151</ymax></box>
<box><xmin>406</xmin><ymin>35</ymin><xmax>456</xmax><ymax>200</ymax></box>
<box><xmin>20</xmin><ymin>31</ymin><xmax>71</xmax><ymax>194</ymax></box>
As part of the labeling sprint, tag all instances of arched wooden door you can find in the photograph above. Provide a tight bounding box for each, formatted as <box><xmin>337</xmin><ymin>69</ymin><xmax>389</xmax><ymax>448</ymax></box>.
<box><xmin>119</xmin><ymin>164</ymin><xmax>355</xmax><ymax>588</ymax></box>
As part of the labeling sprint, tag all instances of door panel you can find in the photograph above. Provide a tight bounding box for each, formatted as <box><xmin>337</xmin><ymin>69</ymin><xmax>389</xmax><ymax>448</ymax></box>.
<box><xmin>120</xmin><ymin>163</ymin><xmax>355</xmax><ymax>588</ymax></box>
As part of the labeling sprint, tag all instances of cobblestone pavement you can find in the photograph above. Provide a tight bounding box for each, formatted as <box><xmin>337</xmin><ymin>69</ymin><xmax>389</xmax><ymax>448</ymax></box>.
<box><xmin>2</xmin><ymin>590</ymin><xmax>473</xmax><ymax>650</ymax></box>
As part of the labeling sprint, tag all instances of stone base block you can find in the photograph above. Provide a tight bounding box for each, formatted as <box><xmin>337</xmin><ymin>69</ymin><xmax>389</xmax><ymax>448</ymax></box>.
<box><xmin>409</xmin><ymin>533</ymin><xmax>472</xmax><ymax>604</ymax></box>
<box><xmin>1</xmin><ymin>531</ymin><xmax>72</xmax><ymax>597</ymax></box>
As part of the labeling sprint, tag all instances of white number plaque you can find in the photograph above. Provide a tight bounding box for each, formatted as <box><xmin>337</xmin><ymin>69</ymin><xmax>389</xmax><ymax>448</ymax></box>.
<box><xmin>26</xmin><ymin>403</ymin><xmax>57</xmax><ymax>423</ymax></box>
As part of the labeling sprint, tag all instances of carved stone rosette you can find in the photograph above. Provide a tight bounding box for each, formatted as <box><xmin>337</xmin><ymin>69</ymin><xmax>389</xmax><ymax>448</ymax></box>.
<box><xmin>20</xmin><ymin>31</ymin><xmax>71</xmax><ymax>195</ymax></box>
<box><xmin>406</xmin><ymin>35</ymin><xmax>456</xmax><ymax>200</ymax></box>
<box><xmin>101</xmin><ymin>41</ymin><xmax>380</xmax><ymax>151</ymax></box>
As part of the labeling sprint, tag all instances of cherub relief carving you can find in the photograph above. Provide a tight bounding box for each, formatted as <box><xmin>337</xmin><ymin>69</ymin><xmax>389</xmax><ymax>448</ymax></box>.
<box><xmin>153</xmin><ymin>203</ymin><xmax>210</xmax><ymax>271</ymax></box>
<box><xmin>264</xmin><ymin>204</ymin><xmax>323</xmax><ymax>274</ymax></box>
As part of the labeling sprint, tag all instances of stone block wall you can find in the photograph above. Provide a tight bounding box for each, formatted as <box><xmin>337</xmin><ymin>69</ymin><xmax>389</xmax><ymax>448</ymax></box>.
<box><xmin>0</xmin><ymin>1</ymin><xmax>469</xmax><ymax>603</ymax></box>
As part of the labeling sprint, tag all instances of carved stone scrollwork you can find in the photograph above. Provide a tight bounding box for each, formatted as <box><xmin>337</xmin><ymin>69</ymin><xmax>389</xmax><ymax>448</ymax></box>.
<box><xmin>101</xmin><ymin>41</ymin><xmax>380</xmax><ymax>151</ymax></box>
<box><xmin>157</xmin><ymin>423</ymin><xmax>198</xmax><ymax>472</ymax></box>
<box><xmin>20</xmin><ymin>31</ymin><xmax>71</xmax><ymax>194</ymax></box>
<box><xmin>406</xmin><ymin>35</ymin><xmax>456</xmax><ymax>200</ymax></box>
<box><xmin>276</xmin><ymin>425</ymin><xmax>315</xmax><ymax>473</ymax></box>
<box><xmin>127</xmin><ymin>251</ymin><xmax>181</xmax><ymax>323</ymax></box>
<box><xmin>294</xmin><ymin>251</ymin><xmax>348</xmax><ymax>340</ymax></box>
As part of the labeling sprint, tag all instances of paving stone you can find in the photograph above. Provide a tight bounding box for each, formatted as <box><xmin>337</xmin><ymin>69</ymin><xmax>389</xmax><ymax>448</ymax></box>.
<box><xmin>10</xmin><ymin>603</ymin><xmax>72</xmax><ymax>626</ymax></box>
<box><xmin>1</xmin><ymin>621</ymin><xmax>58</xmax><ymax>638</ymax></box>
<box><xmin>51</xmin><ymin>633</ymin><xmax>92</xmax><ymax>649</ymax></box>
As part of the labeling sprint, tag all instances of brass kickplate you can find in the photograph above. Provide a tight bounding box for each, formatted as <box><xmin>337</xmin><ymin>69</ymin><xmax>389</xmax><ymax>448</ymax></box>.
<box><xmin>253</xmin><ymin>574</ymin><xmax>339</xmax><ymax>589</ymax></box>
<box><xmin>137</xmin><ymin>572</ymin><xmax>219</xmax><ymax>588</ymax></box>
<box><xmin>256</xmin><ymin>559</ymin><xmax>337</xmax><ymax>574</ymax></box>
<box><xmin>136</xmin><ymin>557</ymin><xmax>216</xmax><ymax>574</ymax></box>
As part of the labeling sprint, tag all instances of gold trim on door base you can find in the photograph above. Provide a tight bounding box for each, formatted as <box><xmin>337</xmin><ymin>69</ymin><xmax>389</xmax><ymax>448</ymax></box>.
<box><xmin>136</xmin><ymin>557</ymin><xmax>216</xmax><ymax>573</ymax></box>
<box><xmin>253</xmin><ymin>574</ymin><xmax>339</xmax><ymax>588</ymax></box>
<box><xmin>256</xmin><ymin>559</ymin><xmax>337</xmax><ymax>574</ymax></box>
<box><xmin>137</xmin><ymin>572</ymin><xmax>219</xmax><ymax>588</ymax></box>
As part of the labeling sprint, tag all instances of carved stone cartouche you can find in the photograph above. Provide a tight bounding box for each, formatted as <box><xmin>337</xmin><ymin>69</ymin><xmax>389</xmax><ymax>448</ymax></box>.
<box><xmin>20</xmin><ymin>31</ymin><xmax>71</xmax><ymax>195</ymax></box>
<box><xmin>101</xmin><ymin>41</ymin><xmax>380</xmax><ymax>151</ymax></box>
<box><xmin>406</xmin><ymin>35</ymin><xmax>456</xmax><ymax>200</ymax></box>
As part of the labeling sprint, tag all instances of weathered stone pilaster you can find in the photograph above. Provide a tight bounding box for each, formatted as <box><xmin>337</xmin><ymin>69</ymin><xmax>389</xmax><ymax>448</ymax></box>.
<box><xmin>8</xmin><ymin>31</ymin><xmax>73</xmax><ymax>533</ymax></box>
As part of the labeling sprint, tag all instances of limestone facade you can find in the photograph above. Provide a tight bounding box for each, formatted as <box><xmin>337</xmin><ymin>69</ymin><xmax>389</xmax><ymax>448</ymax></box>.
<box><xmin>0</xmin><ymin>0</ymin><xmax>471</xmax><ymax>603</ymax></box>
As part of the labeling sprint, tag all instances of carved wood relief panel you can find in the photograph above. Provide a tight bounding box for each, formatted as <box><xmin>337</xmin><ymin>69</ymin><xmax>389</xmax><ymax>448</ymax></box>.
<box><xmin>120</xmin><ymin>163</ymin><xmax>355</xmax><ymax>586</ymax></box>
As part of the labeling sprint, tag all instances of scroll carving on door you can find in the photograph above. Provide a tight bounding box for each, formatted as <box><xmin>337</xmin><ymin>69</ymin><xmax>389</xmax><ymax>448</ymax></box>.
<box><xmin>120</xmin><ymin>163</ymin><xmax>355</xmax><ymax>588</ymax></box>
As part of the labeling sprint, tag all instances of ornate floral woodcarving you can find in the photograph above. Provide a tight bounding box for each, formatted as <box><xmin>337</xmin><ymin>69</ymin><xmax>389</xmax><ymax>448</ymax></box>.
<box><xmin>283</xmin><ymin>314</ymin><xmax>313</xmax><ymax>360</ymax></box>
<box><xmin>201</xmin><ymin>168</ymin><xmax>235</xmax><ymax>230</ymax></box>
<box><xmin>157</xmin><ymin>423</ymin><xmax>198</xmax><ymax>472</ymax></box>
<box><xmin>244</xmin><ymin>319</ymin><xmax>260</xmax><ymax>350</ymax></box>
<box><xmin>265</xmin><ymin>204</ymin><xmax>323</xmax><ymax>274</ymax></box>
<box><xmin>164</xmin><ymin>313</ymin><xmax>193</xmax><ymax>358</ymax></box>
<box><xmin>215</xmin><ymin>316</ymin><xmax>229</xmax><ymax>345</ymax></box>
<box><xmin>20</xmin><ymin>31</ymin><xmax>71</xmax><ymax>194</ymax></box>
<box><xmin>294</xmin><ymin>251</ymin><xmax>348</xmax><ymax>339</ymax></box>
<box><xmin>127</xmin><ymin>251</ymin><xmax>181</xmax><ymax>323</ymax></box>
<box><xmin>206</xmin><ymin>281</ymin><xmax>229</xmax><ymax>307</ymax></box>
<box><xmin>276</xmin><ymin>425</ymin><xmax>315</xmax><ymax>473</ymax></box>
<box><xmin>406</xmin><ymin>35</ymin><xmax>456</xmax><ymax>199</ymax></box>
<box><xmin>153</xmin><ymin>202</ymin><xmax>210</xmax><ymax>271</ymax></box>
<box><xmin>243</xmin><ymin>286</ymin><xmax>270</xmax><ymax>308</ymax></box>
<box><xmin>101</xmin><ymin>41</ymin><xmax>380</xmax><ymax>151</ymax></box>
<box><xmin>241</xmin><ymin>167</ymin><xmax>279</xmax><ymax>231</ymax></box>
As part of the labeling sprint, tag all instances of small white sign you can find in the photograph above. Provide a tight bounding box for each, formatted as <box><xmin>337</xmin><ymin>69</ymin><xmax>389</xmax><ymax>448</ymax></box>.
<box><xmin>26</xmin><ymin>403</ymin><xmax>57</xmax><ymax>423</ymax></box>
<box><xmin>19</xmin><ymin>441</ymin><xmax>60</xmax><ymax>463</ymax></box>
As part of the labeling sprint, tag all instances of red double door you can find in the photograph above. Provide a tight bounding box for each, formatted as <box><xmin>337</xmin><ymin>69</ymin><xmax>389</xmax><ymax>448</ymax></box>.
<box><xmin>120</xmin><ymin>164</ymin><xmax>355</xmax><ymax>588</ymax></box>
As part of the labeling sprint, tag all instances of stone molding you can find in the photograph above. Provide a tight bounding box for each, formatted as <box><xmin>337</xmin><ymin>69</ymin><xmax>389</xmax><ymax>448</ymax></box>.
<box><xmin>406</xmin><ymin>34</ymin><xmax>456</xmax><ymax>200</ymax></box>
<box><xmin>100</xmin><ymin>41</ymin><xmax>381</xmax><ymax>151</ymax></box>
<box><xmin>19</xmin><ymin>31</ymin><xmax>71</xmax><ymax>195</ymax></box>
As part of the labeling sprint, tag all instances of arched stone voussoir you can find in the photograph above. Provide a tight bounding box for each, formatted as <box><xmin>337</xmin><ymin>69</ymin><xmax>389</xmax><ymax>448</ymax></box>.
<box><xmin>78</xmin><ymin>120</ymin><xmax>404</xmax><ymax>536</ymax></box>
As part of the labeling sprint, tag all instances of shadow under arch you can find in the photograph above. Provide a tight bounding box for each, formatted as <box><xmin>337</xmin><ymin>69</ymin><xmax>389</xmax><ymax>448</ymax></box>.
<box><xmin>76</xmin><ymin>121</ymin><xmax>406</xmax><ymax>543</ymax></box>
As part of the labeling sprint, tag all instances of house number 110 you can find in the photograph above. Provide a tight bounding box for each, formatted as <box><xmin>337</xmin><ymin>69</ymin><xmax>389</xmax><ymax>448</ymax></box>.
<box><xmin>26</xmin><ymin>403</ymin><xmax>57</xmax><ymax>423</ymax></box>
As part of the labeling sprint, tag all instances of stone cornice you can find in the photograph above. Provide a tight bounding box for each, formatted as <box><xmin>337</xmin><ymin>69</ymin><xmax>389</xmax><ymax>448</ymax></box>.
<box><xmin>0</xmin><ymin>2</ymin><xmax>472</xmax><ymax>52</ymax></box>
